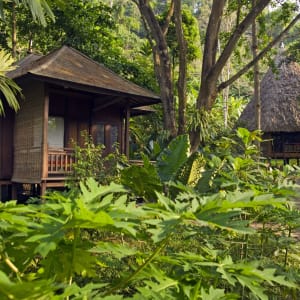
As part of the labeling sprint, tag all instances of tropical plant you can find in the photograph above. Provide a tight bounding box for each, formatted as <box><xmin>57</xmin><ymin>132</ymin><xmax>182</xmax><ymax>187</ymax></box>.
<box><xmin>0</xmin><ymin>176</ymin><xmax>299</xmax><ymax>299</ymax></box>
<box><xmin>1</xmin><ymin>127</ymin><xmax>300</xmax><ymax>298</ymax></box>
<box><xmin>0</xmin><ymin>49</ymin><xmax>21</xmax><ymax>115</ymax></box>
<box><xmin>0</xmin><ymin>0</ymin><xmax>54</xmax><ymax>115</ymax></box>
<box><xmin>0</xmin><ymin>0</ymin><xmax>54</xmax><ymax>26</ymax></box>
<box><xmin>67</xmin><ymin>131</ymin><xmax>128</xmax><ymax>190</ymax></box>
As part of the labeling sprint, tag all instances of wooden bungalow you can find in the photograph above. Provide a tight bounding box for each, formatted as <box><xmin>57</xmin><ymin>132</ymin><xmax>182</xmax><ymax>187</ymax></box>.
<box><xmin>239</xmin><ymin>58</ymin><xmax>300</xmax><ymax>163</ymax></box>
<box><xmin>0</xmin><ymin>46</ymin><xmax>160</xmax><ymax>200</ymax></box>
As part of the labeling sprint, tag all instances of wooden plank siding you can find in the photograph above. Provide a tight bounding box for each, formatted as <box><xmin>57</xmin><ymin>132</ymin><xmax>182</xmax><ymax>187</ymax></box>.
<box><xmin>0</xmin><ymin>107</ymin><xmax>14</xmax><ymax>180</ymax></box>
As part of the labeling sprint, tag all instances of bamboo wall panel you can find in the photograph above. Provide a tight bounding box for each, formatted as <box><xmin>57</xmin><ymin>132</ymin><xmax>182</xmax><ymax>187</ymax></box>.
<box><xmin>12</xmin><ymin>80</ymin><xmax>44</xmax><ymax>182</ymax></box>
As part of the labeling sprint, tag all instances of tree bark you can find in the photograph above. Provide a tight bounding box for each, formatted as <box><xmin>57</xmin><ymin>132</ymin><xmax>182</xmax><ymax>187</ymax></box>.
<box><xmin>190</xmin><ymin>0</ymin><xmax>272</xmax><ymax>152</ymax></box>
<box><xmin>252</xmin><ymin>0</ymin><xmax>261</xmax><ymax>132</ymax></box>
<box><xmin>12</xmin><ymin>1</ymin><xmax>17</xmax><ymax>58</ymax></box>
<box><xmin>132</xmin><ymin>0</ymin><xmax>300</xmax><ymax>153</ymax></box>
<box><xmin>134</xmin><ymin>0</ymin><xmax>177</xmax><ymax>138</ymax></box>
<box><xmin>218</xmin><ymin>12</ymin><xmax>300</xmax><ymax>91</ymax></box>
<box><xmin>174</xmin><ymin>0</ymin><xmax>187</xmax><ymax>135</ymax></box>
<box><xmin>190</xmin><ymin>0</ymin><xmax>226</xmax><ymax>151</ymax></box>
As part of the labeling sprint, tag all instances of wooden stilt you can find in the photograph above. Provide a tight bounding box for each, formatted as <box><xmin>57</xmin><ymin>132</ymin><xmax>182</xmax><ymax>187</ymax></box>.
<box><xmin>11</xmin><ymin>183</ymin><xmax>17</xmax><ymax>200</ymax></box>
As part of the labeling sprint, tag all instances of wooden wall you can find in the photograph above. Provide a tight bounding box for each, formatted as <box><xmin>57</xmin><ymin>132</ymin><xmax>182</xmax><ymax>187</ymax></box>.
<box><xmin>49</xmin><ymin>91</ymin><xmax>92</xmax><ymax>148</ymax></box>
<box><xmin>49</xmin><ymin>91</ymin><xmax>124</xmax><ymax>154</ymax></box>
<box><xmin>92</xmin><ymin>105</ymin><xmax>123</xmax><ymax>154</ymax></box>
<box><xmin>0</xmin><ymin>107</ymin><xmax>14</xmax><ymax>180</ymax></box>
<box><xmin>12</xmin><ymin>79</ymin><xmax>45</xmax><ymax>183</ymax></box>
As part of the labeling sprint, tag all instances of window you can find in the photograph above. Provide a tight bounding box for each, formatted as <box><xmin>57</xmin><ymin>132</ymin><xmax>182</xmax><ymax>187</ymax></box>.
<box><xmin>92</xmin><ymin>123</ymin><xmax>119</xmax><ymax>151</ymax></box>
<box><xmin>111</xmin><ymin>125</ymin><xmax>118</xmax><ymax>146</ymax></box>
<box><xmin>93</xmin><ymin>123</ymin><xmax>105</xmax><ymax>145</ymax></box>
<box><xmin>48</xmin><ymin>117</ymin><xmax>64</xmax><ymax>148</ymax></box>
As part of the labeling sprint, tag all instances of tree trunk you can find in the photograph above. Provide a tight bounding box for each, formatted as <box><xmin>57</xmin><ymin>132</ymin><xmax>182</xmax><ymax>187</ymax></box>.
<box><xmin>133</xmin><ymin>0</ymin><xmax>300</xmax><ymax>153</ymax></box>
<box><xmin>12</xmin><ymin>1</ymin><xmax>17</xmax><ymax>58</ymax></box>
<box><xmin>174</xmin><ymin>0</ymin><xmax>187</xmax><ymax>135</ymax></box>
<box><xmin>135</xmin><ymin>0</ymin><xmax>177</xmax><ymax>138</ymax></box>
<box><xmin>190</xmin><ymin>0</ymin><xmax>272</xmax><ymax>152</ymax></box>
<box><xmin>252</xmin><ymin>0</ymin><xmax>261</xmax><ymax>132</ymax></box>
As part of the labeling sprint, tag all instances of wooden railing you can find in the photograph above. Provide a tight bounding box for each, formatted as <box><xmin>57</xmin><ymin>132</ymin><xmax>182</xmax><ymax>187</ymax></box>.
<box><xmin>48</xmin><ymin>148</ymin><xmax>75</xmax><ymax>175</ymax></box>
<box><xmin>283</xmin><ymin>143</ymin><xmax>300</xmax><ymax>153</ymax></box>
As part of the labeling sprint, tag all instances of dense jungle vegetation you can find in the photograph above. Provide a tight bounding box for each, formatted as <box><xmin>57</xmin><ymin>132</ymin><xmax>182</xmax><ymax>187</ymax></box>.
<box><xmin>1</xmin><ymin>130</ymin><xmax>300</xmax><ymax>299</ymax></box>
<box><xmin>0</xmin><ymin>0</ymin><xmax>300</xmax><ymax>299</ymax></box>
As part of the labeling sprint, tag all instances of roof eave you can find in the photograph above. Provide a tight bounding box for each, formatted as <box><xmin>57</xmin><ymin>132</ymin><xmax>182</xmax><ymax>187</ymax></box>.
<box><xmin>24</xmin><ymin>73</ymin><xmax>161</xmax><ymax>107</ymax></box>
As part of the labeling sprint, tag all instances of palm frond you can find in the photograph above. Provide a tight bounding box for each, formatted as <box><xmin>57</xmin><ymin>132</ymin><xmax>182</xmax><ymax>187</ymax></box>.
<box><xmin>0</xmin><ymin>49</ymin><xmax>22</xmax><ymax>115</ymax></box>
<box><xmin>23</xmin><ymin>0</ymin><xmax>54</xmax><ymax>26</ymax></box>
<box><xmin>6</xmin><ymin>0</ymin><xmax>55</xmax><ymax>26</ymax></box>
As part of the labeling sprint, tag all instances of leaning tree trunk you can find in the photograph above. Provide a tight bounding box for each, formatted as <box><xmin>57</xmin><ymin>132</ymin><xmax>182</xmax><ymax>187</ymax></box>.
<box><xmin>135</xmin><ymin>0</ymin><xmax>177</xmax><ymax>138</ymax></box>
<box><xmin>12</xmin><ymin>1</ymin><xmax>17</xmax><ymax>58</ymax></box>
<box><xmin>174</xmin><ymin>0</ymin><xmax>187</xmax><ymax>135</ymax></box>
<box><xmin>190</xmin><ymin>0</ymin><xmax>272</xmax><ymax>152</ymax></box>
<box><xmin>252</xmin><ymin>0</ymin><xmax>261</xmax><ymax>132</ymax></box>
<box><xmin>190</xmin><ymin>0</ymin><xmax>226</xmax><ymax>152</ymax></box>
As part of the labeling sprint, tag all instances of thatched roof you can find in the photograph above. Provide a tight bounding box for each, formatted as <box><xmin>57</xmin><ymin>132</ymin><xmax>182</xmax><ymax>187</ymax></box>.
<box><xmin>239</xmin><ymin>59</ymin><xmax>300</xmax><ymax>132</ymax></box>
<box><xmin>7</xmin><ymin>46</ymin><xmax>160</xmax><ymax>107</ymax></box>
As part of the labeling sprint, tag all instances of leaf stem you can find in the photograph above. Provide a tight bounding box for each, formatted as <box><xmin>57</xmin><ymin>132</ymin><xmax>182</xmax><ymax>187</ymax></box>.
<box><xmin>66</xmin><ymin>227</ymin><xmax>80</xmax><ymax>300</ymax></box>
<box><xmin>4</xmin><ymin>253</ymin><xmax>22</xmax><ymax>282</ymax></box>
<box><xmin>102</xmin><ymin>236</ymin><xmax>170</xmax><ymax>297</ymax></box>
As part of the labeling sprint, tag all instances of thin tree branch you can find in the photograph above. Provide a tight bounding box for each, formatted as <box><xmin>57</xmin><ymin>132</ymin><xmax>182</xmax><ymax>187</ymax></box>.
<box><xmin>236</xmin><ymin>0</ymin><xmax>242</xmax><ymax>28</ymax></box>
<box><xmin>211</xmin><ymin>0</ymin><xmax>270</xmax><ymax>79</ymax></box>
<box><xmin>201</xmin><ymin>0</ymin><xmax>226</xmax><ymax>79</ymax></box>
<box><xmin>174</xmin><ymin>0</ymin><xmax>187</xmax><ymax>134</ymax></box>
<box><xmin>162</xmin><ymin>0</ymin><xmax>174</xmax><ymax>36</ymax></box>
<box><xmin>218</xmin><ymin>13</ymin><xmax>300</xmax><ymax>92</ymax></box>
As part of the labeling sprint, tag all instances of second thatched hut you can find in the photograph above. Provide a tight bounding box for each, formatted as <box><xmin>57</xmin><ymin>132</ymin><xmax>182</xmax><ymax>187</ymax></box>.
<box><xmin>239</xmin><ymin>58</ymin><xmax>300</xmax><ymax>162</ymax></box>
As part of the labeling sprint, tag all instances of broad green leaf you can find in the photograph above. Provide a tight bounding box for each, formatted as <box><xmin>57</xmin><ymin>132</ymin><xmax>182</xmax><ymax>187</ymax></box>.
<box><xmin>80</xmin><ymin>178</ymin><xmax>127</xmax><ymax>204</ymax></box>
<box><xmin>157</xmin><ymin>134</ymin><xmax>190</xmax><ymax>182</ymax></box>
<box><xmin>64</xmin><ymin>197</ymin><xmax>114</xmax><ymax>229</ymax></box>
<box><xmin>41</xmin><ymin>243</ymin><xmax>100</xmax><ymax>280</ymax></box>
<box><xmin>91</xmin><ymin>242</ymin><xmax>138</xmax><ymax>259</ymax></box>
<box><xmin>0</xmin><ymin>50</ymin><xmax>21</xmax><ymax>115</ymax></box>
<box><xmin>121</xmin><ymin>163</ymin><xmax>162</xmax><ymax>200</ymax></box>
<box><xmin>146</xmin><ymin>217</ymin><xmax>181</xmax><ymax>243</ymax></box>
<box><xmin>0</xmin><ymin>271</ymin><xmax>56</xmax><ymax>300</ymax></box>
<box><xmin>200</xmin><ymin>286</ymin><xmax>226</xmax><ymax>300</ymax></box>
<box><xmin>195</xmin><ymin>209</ymin><xmax>255</xmax><ymax>234</ymax></box>
<box><xmin>21</xmin><ymin>0</ymin><xmax>55</xmax><ymax>26</ymax></box>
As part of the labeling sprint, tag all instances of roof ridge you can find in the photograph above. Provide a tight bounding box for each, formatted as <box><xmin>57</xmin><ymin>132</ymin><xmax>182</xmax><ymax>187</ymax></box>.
<box><xmin>30</xmin><ymin>46</ymin><xmax>67</xmax><ymax>73</ymax></box>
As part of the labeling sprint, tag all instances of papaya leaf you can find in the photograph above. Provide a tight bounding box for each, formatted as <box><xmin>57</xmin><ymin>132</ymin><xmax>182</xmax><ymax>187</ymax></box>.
<box><xmin>80</xmin><ymin>178</ymin><xmax>127</xmax><ymax>204</ymax></box>
<box><xmin>121</xmin><ymin>163</ymin><xmax>162</xmax><ymax>200</ymax></box>
<box><xmin>200</xmin><ymin>286</ymin><xmax>226</xmax><ymax>300</ymax></box>
<box><xmin>65</xmin><ymin>206</ymin><xmax>114</xmax><ymax>229</ymax></box>
<box><xmin>91</xmin><ymin>241</ymin><xmax>138</xmax><ymax>259</ymax></box>
<box><xmin>0</xmin><ymin>271</ymin><xmax>57</xmax><ymax>300</ymax></box>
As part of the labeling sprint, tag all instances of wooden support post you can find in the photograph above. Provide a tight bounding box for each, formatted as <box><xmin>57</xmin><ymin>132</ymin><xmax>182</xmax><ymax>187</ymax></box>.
<box><xmin>124</xmin><ymin>106</ymin><xmax>130</xmax><ymax>158</ymax></box>
<box><xmin>11</xmin><ymin>183</ymin><xmax>17</xmax><ymax>200</ymax></box>
<box><xmin>40</xmin><ymin>182</ymin><xmax>47</xmax><ymax>198</ymax></box>
<box><xmin>42</xmin><ymin>86</ymin><xmax>49</xmax><ymax>179</ymax></box>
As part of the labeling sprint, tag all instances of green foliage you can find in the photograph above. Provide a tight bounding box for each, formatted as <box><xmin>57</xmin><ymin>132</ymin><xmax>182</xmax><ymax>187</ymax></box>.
<box><xmin>67</xmin><ymin>131</ymin><xmax>127</xmax><ymax>189</ymax></box>
<box><xmin>287</xmin><ymin>25</ymin><xmax>300</xmax><ymax>62</ymax></box>
<box><xmin>121</xmin><ymin>154</ymin><xmax>162</xmax><ymax>200</ymax></box>
<box><xmin>160</xmin><ymin>7</ymin><xmax>201</xmax><ymax>63</ymax></box>
<box><xmin>0</xmin><ymin>175</ymin><xmax>299</xmax><ymax>299</ymax></box>
<box><xmin>0</xmin><ymin>0</ymin><xmax>54</xmax><ymax>26</ymax></box>
<box><xmin>0</xmin><ymin>49</ymin><xmax>22</xmax><ymax>114</ymax></box>
<box><xmin>0</xmin><ymin>129</ymin><xmax>300</xmax><ymax>299</ymax></box>
<box><xmin>187</xmin><ymin>96</ymin><xmax>247</xmax><ymax>146</ymax></box>
<box><xmin>4</xmin><ymin>0</ymin><xmax>158</xmax><ymax>91</ymax></box>
<box><xmin>157</xmin><ymin>134</ymin><xmax>190</xmax><ymax>182</ymax></box>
